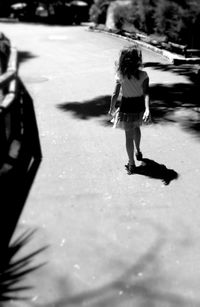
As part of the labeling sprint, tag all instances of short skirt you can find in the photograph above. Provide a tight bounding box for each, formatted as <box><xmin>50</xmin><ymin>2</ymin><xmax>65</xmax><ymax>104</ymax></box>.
<box><xmin>111</xmin><ymin>96</ymin><xmax>145</xmax><ymax>130</ymax></box>
<box><xmin>120</xmin><ymin>96</ymin><xmax>145</xmax><ymax>113</ymax></box>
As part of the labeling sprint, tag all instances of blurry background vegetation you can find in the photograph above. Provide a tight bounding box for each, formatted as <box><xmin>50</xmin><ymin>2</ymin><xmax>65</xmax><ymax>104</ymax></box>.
<box><xmin>89</xmin><ymin>0</ymin><xmax>200</xmax><ymax>49</ymax></box>
<box><xmin>0</xmin><ymin>0</ymin><xmax>199</xmax><ymax>47</ymax></box>
<box><xmin>0</xmin><ymin>0</ymin><xmax>93</xmax><ymax>24</ymax></box>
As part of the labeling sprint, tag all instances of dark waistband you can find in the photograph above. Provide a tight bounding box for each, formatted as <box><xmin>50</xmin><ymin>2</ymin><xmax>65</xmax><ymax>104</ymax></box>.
<box><xmin>120</xmin><ymin>96</ymin><xmax>145</xmax><ymax>113</ymax></box>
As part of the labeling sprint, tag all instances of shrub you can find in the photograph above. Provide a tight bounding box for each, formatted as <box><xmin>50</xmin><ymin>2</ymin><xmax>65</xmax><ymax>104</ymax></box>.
<box><xmin>89</xmin><ymin>0</ymin><xmax>114</xmax><ymax>24</ymax></box>
<box><xmin>154</xmin><ymin>0</ymin><xmax>184</xmax><ymax>43</ymax></box>
<box><xmin>113</xmin><ymin>2</ymin><xmax>135</xmax><ymax>30</ymax></box>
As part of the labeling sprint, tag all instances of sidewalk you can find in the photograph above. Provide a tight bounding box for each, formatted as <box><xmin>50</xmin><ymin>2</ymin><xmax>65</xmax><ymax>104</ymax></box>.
<box><xmin>1</xmin><ymin>23</ymin><xmax>200</xmax><ymax>307</ymax></box>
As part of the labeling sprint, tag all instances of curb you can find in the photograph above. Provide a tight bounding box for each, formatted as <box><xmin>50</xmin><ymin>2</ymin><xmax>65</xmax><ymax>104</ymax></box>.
<box><xmin>88</xmin><ymin>27</ymin><xmax>200</xmax><ymax>65</ymax></box>
<box><xmin>0</xmin><ymin>18</ymin><xmax>18</xmax><ymax>23</ymax></box>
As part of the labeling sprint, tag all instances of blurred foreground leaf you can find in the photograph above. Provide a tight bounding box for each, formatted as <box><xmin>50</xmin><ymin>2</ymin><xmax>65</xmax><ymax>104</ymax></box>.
<box><xmin>0</xmin><ymin>229</ymin><xmax>48</xmax><ymax>301</ymax></box>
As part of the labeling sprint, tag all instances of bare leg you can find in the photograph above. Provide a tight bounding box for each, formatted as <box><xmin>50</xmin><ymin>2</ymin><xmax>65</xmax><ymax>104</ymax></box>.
<box><xmin>125</xmin><ymin>129</ymin><xmax>135</xmax><ymax>165</ymax></box>
<box><xmin>133</xmin><ymin>126</ymin><xmax>141</xmax><ymax>153</ymax></box>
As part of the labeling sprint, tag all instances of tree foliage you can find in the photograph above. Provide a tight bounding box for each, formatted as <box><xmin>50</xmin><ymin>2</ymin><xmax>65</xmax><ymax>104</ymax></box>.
<box><xmin>154</xmin><ymin>0</ymin><xmax>200</xmax><ymax>46</ymax></box>
<box><xmin>89</xmin><ymin>0</ymin><xmax>115</xmax><ymax>24</ymax></box>
<box><xmin>91</xmin><ymin>0</ymin><xmax>200</xmax><ymax>48</ymax></box>
<box><xmin>154</xmin><ymin>0</ymin><xmax>184</xmax><ymax>42</ymax></box>
<box><xmin>0</xmin><ymin>0</ymin><xmax>199</xmax><ymax>47</ymax></box>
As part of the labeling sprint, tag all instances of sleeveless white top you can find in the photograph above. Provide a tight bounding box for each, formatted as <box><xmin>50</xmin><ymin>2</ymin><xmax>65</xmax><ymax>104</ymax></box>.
<box><xmin>116</xmin><ymin>70</ymin><xmax>148</xmax><ymax>98</ymax></box>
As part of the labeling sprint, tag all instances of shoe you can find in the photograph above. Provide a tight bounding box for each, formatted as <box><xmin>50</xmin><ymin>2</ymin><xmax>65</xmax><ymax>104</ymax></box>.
<box><xmin>135</xmin><ymin>151</ymin><xmax>143</xmax><ymax>161</ymax></box>
<box><xmin>125</xmin><ymin>162</ymin><xmax>136</xmax><ymax>175</ymax></box>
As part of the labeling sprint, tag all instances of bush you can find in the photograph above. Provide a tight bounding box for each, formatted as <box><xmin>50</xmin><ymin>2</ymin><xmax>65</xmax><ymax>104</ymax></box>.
<box><xmin>154</xmin><ymin>1</ymin><xmax>184</xmax><ymax>42</ymax></box>
<box><xmin>90</xmin><ymin>0</ymin><xmax>200</xmax><ymax>49</ymax></box>
<box><xmin>89</xmin><ymin>0</ymin><xmax>113</xmax><ymax>24</ymax></box>
<box><xmin>112</xmin><ymin>3</ymin><xmax>133</xmax><ymax>30</ymax></box>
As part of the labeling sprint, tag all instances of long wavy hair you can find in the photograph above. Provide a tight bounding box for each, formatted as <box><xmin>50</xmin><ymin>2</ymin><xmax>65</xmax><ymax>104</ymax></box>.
<box><xmin>116</xmin><ymin>45</ymin><xmax>142</xmax><ymax>79</ymax></box>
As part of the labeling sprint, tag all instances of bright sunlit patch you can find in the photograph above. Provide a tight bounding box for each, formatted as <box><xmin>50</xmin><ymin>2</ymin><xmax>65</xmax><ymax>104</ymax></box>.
<box><xmin>48</xmin><ymin>35</ymin><xmax>69</xmax><ymax>41</ymax></box>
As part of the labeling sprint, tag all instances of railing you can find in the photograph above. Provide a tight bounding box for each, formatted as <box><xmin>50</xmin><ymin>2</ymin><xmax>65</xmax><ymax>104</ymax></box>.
<box><xmin>0</xmin><ymin>46</ymin><xmax>18</xmax><ymax>167</ymax></box>
<box><xmin>0</xmin><ymin>43</ymin><xmax>42</xmax><ymax>249</ymax></box>
<box><xmin>0</xmin><ymin>45</ymin><xmax>42</xmax><ymax>169</ymax></box>
<box><xmin>0</xmin><ymin>41</ymin><xmax>46</xmax><ymax>300</ymax></box>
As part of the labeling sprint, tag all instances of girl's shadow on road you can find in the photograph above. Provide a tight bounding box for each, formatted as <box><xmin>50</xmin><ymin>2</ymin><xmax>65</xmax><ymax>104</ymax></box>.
<box><xmin>134</xmin><ymin>158</ymin><xmax>178</xmax><ymax>185</ymax></box>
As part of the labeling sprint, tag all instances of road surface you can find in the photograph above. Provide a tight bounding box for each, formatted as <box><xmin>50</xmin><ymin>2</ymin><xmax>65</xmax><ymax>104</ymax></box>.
<box><xmin>1</xmin><ymin>22</ymin><xmax>200</xmax><ymax>307</ymax></box>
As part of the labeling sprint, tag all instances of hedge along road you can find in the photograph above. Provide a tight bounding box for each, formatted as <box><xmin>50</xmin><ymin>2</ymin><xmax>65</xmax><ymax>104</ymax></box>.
<box><xmin>1</xmin><ymin>22</ymin><xmax>200</xmax><ymax>307</ymax></box>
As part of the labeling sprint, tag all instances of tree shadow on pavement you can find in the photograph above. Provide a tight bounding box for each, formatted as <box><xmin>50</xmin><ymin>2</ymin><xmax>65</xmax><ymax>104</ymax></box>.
<box><xmin>18</xmin><ymin>50</ymin><xmax>38</xmax><ymax>65</ymax></box>
<box><xmin>57</xmin><ymin>57</ymin><xmax>200</xmax><ymax>137</ymax></box>
<box><xmin>144</xmin><ymin>62</ymin><xmax>200</xmax><ymax>83</ymax></box>
<box><xmin>149</xmin><ymin>82</ymin><xmax>200</xmax><ymax>137</ymax></box>
<box><xmin>28</xmin><ymin>227</ymin><xmax>200</xmax><ymax>307</ymax></box>
<box><xmin>57</xmin><ymin>95</ymin><xmax>111</xmax><ymax>120</ymax></box>
<box><xmin>132</xmin><ymin>158</ymin><xmax>178</xmax><ymax>185</ymax></box>
<box><xmin>57</xmin><ymin>81</ymin><xmax>200</xmax><ymax>138</ymax></box>
<box><xmin>144</xmin><ymin>61</ymin><xmax>200</xmax><ymax>137</ymax></box>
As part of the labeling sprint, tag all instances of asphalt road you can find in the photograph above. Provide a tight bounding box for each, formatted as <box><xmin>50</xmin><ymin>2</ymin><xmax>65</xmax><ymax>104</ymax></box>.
<box><xmin>1</xmin><ymin>22</ymin><xmax>200</xmax><ymax>307</ymax></box>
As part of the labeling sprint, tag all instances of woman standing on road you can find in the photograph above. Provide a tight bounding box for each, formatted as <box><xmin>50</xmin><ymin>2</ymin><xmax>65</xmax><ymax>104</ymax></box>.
<box><xmin>109</xmin><ymin>45</ymin><xmax>150</xmax><ymax>175</ymax></box>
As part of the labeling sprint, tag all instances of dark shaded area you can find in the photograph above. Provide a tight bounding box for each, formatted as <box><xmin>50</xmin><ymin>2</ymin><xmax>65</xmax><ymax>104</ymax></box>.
<box><xmin>149</xmin><ymin>82</ymin><xmax>200</xmax><ymax>137</ymax></box>
<box><xmin>143</xmin><ymin>61</ymin><xmax>200</xmax><ymax>135</ymax></box>
<box><xmin>0</xmin><ymin>77</ymin><xmax>42</xmax><ymax>248</ymax></box>
<box><xmin>17</xmin><ymin>51</ymin><xmax>38</xmax><ymax>65</ymax></box>
<box><xmin>144</xmin><ymin>61</ymin><xmax>200</xmax><ymax>83</ymax></box>
<box><xmin>57</xmin><ymin>62</ymin><xmax>200</xmax><ymax>138</ymax></box>
<box><xmin>130</xmin><ymin>158</ymin><xmax>178</xmax><ymax>185</ymax></box>
<box><xmin>150</xmin><ymin>82</ymin><xmax>200</xmax><ymax>112</ymax></box>
<box><xmin>57</xmin><ymin>95</ymin><xmax>111</xmax><ymax>119</ymax></box>
<box><xmin>0</xmin><ymin>78</ymin><xmax>44</xmax><ymax>299</ymax></box>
